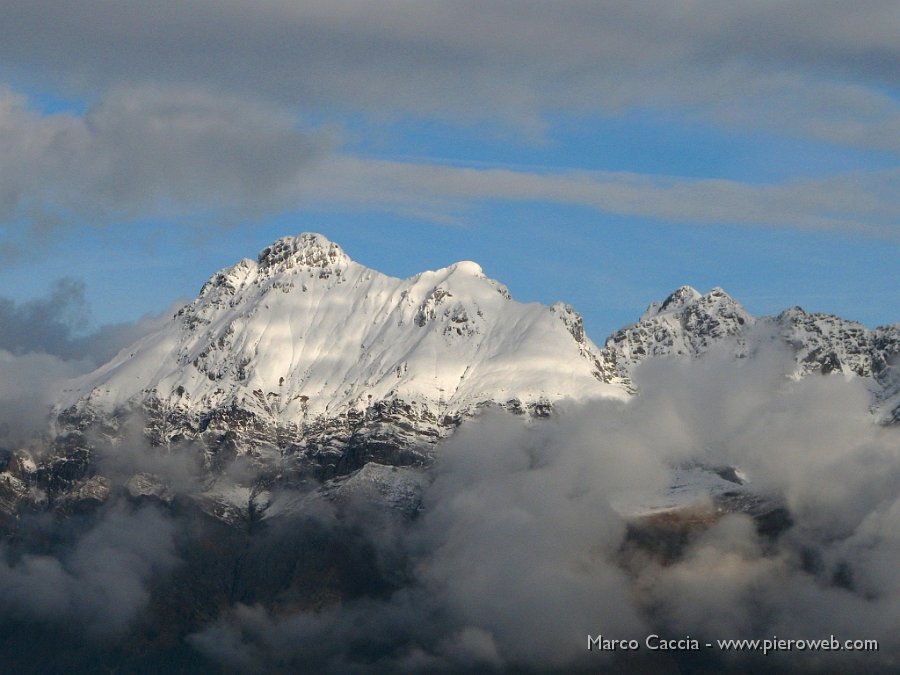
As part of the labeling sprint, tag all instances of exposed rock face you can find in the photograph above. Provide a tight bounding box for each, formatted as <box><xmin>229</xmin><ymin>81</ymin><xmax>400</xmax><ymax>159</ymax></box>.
<box><xmin>606</xmin><ymin>286</ymin><xmax>751</xmax><ymax>373</ymax></box>
<box><xmin>55</xmin><ymin>475</ymin><xmax>111</xmax><ymax>514</ymax></box>
<box><xmin>0</xmin><ymin>473</ymin><xmax>28</xmax><ymax>523</ymax></box>
<box><xmin>773</xmin><ymin>306</ymin><xmax>899</xmax><ymax>380</ymax></box>
<box><xmin>324</xmin><ymin>462</ymin><xmax>428</xmax><ymax>517</ymax></box>
<box><xmin>0</xmin><ymin>234</ymin><xmax>896</xmax><ymax>524</ymax></box>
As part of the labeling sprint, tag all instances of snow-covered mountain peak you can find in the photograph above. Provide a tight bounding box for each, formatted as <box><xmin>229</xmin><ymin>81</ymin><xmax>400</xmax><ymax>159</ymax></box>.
<box><xmin>257</xmin><ymin>232</ymin><xmax>351</xmax><ymax>273</ymax></box>
<box><xmin>58</xmin><ymin>234</ymin><xmax>627</xmax><ymax>458</ymax></box>
<box><xmin>406</xmin><ymin>260</ymin><xmax>512</xmax><ymax>307</ymax></box>
<box><xmin>33</xmin><ymin>242</ymin><xmax>899</xmax><ymax>520</ymax></box>
<box><xmin>599</xmin><ymin>286</ymin><xmax>898</xmax><ymax>421</ymax></box>
<box><xmin>686</xmin><ymin>287</ymin><xmax>752</xmax><ymax>331</ymax></box>
<box><xmin>658</xmin><ymin>284</ymin><xmax>702</xmax><ymax>312</ymax></box>
<box><xmin>636</xmin><ymin>285</ymin><xmax>751</xmax><ymax>330</ymax></box>
<box><xmin>603</xmin><ymin>285</ymin><xmax>754</xmax><ymax>380</ymax></box>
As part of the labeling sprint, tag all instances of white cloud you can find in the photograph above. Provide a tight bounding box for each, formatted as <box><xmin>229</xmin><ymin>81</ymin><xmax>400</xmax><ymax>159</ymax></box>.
<box><xmin>304</xmin><ymin>157</ymin><xmax>900</xmax><ymax>236</ymax></box>
<box><xmin>189</xmin><ymin>348</ymin><xmax>900</xmax><ymax>672</ymax></box>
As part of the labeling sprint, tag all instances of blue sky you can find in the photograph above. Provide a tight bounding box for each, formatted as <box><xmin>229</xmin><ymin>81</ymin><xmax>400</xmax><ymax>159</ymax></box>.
<box><xmin>0</xmin><ymin>1</ymin><xmax>897</xmax><ymax>343</ymax></box>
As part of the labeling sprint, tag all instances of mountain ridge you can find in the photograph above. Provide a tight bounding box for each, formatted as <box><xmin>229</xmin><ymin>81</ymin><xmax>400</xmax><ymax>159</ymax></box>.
<box><xmin>3</xmin><ymin>232</ymin><xmax>896</xmax><ymax>524</ymax></box>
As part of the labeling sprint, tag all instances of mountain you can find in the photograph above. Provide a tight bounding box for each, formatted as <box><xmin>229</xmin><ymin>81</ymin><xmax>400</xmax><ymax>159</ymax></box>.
<box><xmin>54</xmin><ymin>233</ymin><xmax>625</xmax><ymax>480</ymax></box>
<box><xmin>2</xmin><ymin>233</ymin><xmax>897</xmax><ymax>673</ymax></box>
<box><xmin>3</xmin><ymin>232</ymin><xmax>897</xmax><ymax>523</ymax></box>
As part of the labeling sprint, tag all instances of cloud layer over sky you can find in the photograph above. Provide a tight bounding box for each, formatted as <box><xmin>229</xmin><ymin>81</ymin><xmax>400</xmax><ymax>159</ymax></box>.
<box><xmin>0</xmin><ymin>1</ymin><xmax>897</xmax><ymax>340</ymax></box>
<box><xmin>2</xmin><ymin>1</ymin><xmax>898</xmax><ymax>145</ymax></box>
<box><xmin>3</xmin><ymin>83</ymin><xmax>896</xmax><ymax>243</ymax></box>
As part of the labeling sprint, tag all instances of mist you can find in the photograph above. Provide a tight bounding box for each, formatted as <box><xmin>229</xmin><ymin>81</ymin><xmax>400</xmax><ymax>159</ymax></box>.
<box><xmin>0</xmin><ymin>505</ymin><xmax>177</xmax><ymax>638</ymax></box>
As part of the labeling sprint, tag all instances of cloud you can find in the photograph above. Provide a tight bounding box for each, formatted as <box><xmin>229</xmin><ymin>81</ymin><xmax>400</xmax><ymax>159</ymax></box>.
<box><xmin>0</xmin><ymin>84</ymin><xmax>331</xmax><ymax>248</ymax></box>
<box><xmin>0</xmin><ymin>277</ymin><xmax>175</xmax><ymax>366</ymax></box>
<box><xmin>405</xmin><ymin>408</ymin><xmax>656</xmax><ymax>667</ymax></box>
<box><xmin>1</xmin><ymin>2</ymin><xmax>897</xmax><ymax>250</ymax></box>
<box><xmin>0</xmin><ymin>349</ymin><xmax>84</xmax><ymax>445</ymax></box>
<box><xmin>0</xmin><ymin>329</ymin><xmax>898</xmax><ymax>671</ymax></box>
<box><xmin>0</xmin><ymin>278</ymin><xmax>89</xmax><ymax>359</ymax></box>
<box><xmin>0</xmin><ymin>505</ymin><xmax>178</xmax><ymax>639</ymax></box>
<box><xmin>0</xmin><ymin>279</ymin><xmax>90</xmax><ymax>443</ymax></box>
<box><xmin>186</xmin><ymin>403</ymin><xmax>666</xmax><ymax>672</ymax></box>
<box><xmin>0</xmin><ymin>280</ymin><xmax>176</xmax><ymax>443</ymax></box>
<box><xmin>3</xmin><ymin>85</ymin><xmax>896</xmax><ymax>241</ymax></box>
<box><xmin>0</xmin><ymin>1</ymin><xmax>898</xmax><ymax>151</ymax></box>
<box><xmin>302</xmin><ymin>157</ymin><xmax>900</xmax><ymax>236</ymax></box>
<box><xmin>189</xmin><ymin>346</ymin><xmax>900</xmax><ymax>673</ymax></box>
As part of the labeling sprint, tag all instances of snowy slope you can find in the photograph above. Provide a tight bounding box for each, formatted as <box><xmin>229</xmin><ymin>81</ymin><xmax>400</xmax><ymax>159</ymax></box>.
<box><xmin>55</xmin><ymin>240</ymin><xmax>899</xmax><ymax>453</ymax></box>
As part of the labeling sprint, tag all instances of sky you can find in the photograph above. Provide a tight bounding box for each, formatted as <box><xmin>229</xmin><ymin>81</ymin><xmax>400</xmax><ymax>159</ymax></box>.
<box><xmin>0</xmin><ymin>1</ymin><xmax>897</xmax><ymax>343</ymax></box>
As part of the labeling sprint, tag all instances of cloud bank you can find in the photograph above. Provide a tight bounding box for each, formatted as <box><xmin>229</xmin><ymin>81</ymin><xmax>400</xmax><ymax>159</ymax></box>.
<box><xmin>0</xmin><ymin>332</ymin><xmax>897</xmax><ymax>672</ymax></box>
<box><xmin>0</xmin><ymin>506</ymin><xmax>177</xmax><ymax>639</ymax></box>
<box><xmin>187</xmin><ymin>349</ymin><xmax>900</xmax><ymax>673</ymax></box>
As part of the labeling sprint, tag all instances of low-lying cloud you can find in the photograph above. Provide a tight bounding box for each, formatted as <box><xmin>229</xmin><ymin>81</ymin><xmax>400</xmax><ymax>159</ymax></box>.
<box><xmin>0</xmin><ymin>348</ymin><xmax>85</xmax><ymax>445</ymax></box>
<box><xmin>0</xmin><ymin>505</ymin><xmax>177</xmax><ymax>639</ymax></box>
<box><xmin>0</xmin><ymin>279</ymin><xmax>174</xmax><ymax>444</ymax></box>
<box><xmin>189</xmin><ymin>347</ymin><xmax>900</xmax><ymax>673</ymax></box>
